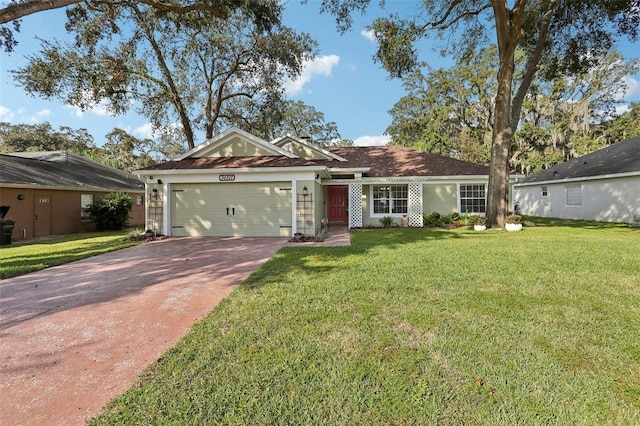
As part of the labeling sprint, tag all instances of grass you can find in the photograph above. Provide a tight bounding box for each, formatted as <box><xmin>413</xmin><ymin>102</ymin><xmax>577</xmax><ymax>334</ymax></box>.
<box><xmin>79</xmin><ymin>220</ymin><xmax>639</xmax><ymax>424</ymax></box>
<box><xmin>0</xmin><ymin>230</ymin><xmax>142</xmax><ymax>279</ymax></box>
<box><xmin>88</xmin><ymin>221</ymin><xmax>640</xmax><ymax>424</ymax></box>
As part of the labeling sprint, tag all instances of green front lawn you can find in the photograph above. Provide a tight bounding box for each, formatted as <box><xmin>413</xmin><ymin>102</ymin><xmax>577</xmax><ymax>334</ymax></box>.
<box><xmin>88</xmin><ymin>221</ymin><xmax>637</xmax><ymax>424</ymax></box>
<box><xmin>0</xmin><ymin>231</ymin><xmax>142</xmax><ymax>279</ymax></box>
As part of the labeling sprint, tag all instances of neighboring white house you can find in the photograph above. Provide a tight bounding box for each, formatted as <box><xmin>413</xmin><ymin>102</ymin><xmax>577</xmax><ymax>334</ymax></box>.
<box><xmin>135</xmin><ymin>127</ymin><xmax>520</xmax><ymax>237</ymax></box>
<box><xmin>514</xmin><ymin>135</ymin><xmax>640</xmax><ymax>224</ymax></box>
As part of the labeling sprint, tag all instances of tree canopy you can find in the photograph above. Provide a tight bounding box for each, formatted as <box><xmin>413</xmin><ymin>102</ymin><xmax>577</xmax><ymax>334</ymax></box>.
<box><xmin>387</xmin><ymin>46</ymin><xmax>640</xmax><ymax>173</ymax></box>
<box><xmin>0</xmin><ymin>122</ymin><xmax>159</xmax><ymax>171</ymax></box>
<box><xmin>319</xmin><ymin>0</ymin><xmax>640</xmax><ymax>226</ymax></box>
<box><xmin>0</xmin><ymin>0</ymin><xmax>282</xmax><ymax>52</ymax></box>
<box><xmin>12</xmin><ymin>1</ymin><xmax>317</xmax><ymax>150</ymax></box>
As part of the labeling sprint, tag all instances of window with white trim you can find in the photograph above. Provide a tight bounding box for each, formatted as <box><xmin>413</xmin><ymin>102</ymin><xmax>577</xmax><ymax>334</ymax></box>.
<box><xmin>460</xmin><ymin>184</ymin><xmax>486</xmax><ymax>213</ymax></box>
<box><xmin>81</xmin><ymin>194</ymin><xmax>94</xmax><ymax>220</ymax></box>
<box><xmin>372</xmin><ymin>185</ymin><xmax>408</xmax><ymax>216</ymax></box>
<box><xmin>541</xmin><ymin>186</ymin><xmax>548</xmax><ymax>197</ymax></box>
<box><xmin>565</xmin><ymin>184</ymin><xmax>581</xmax><ymax>206</ymax></box>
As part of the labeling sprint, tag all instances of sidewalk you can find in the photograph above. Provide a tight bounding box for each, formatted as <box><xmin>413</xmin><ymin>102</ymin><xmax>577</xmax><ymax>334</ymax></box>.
<box><xmin>286</xmin><ymin>225</ymin><xmax>351</xmax><ymax>247</ymax></box>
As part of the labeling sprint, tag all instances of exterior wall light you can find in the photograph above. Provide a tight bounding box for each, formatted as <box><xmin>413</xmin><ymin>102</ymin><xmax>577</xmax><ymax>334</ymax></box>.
<box><xmin>302</xmin><ymin>186</ymin><xmax>308</xmax><ymax>196</ymax></box>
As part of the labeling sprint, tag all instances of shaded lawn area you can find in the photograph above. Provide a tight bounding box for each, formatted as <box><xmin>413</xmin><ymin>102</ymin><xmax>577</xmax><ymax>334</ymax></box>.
<box><xmin>0</xmin><ymin>231</ymin><xmax>141</xmax><ymax>279</ymax></box>
<box><xmin>91</xmin><ymin>222</ymin><xmax>640</xmax><ymax>425</ymax></box>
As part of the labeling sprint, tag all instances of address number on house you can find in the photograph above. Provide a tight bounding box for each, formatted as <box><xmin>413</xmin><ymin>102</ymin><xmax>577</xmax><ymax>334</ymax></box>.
<box><xmin>219</xmin><ymin>174</ymin><xmax>236</xmax><ymax>182</ymax></box>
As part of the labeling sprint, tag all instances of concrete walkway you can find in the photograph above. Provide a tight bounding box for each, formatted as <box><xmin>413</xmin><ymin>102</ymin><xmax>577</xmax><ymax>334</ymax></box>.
<box><xmin>0</xmin><ymin>237</ymin><xmax>287</xmax><ymax>425</ymax></box>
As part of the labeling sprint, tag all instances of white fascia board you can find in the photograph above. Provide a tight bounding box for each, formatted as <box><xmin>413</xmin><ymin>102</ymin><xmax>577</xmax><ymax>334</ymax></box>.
<box><xmin>139</xmin><ymin>166</ymin><xmax>330</xmax><ymax>184</ymax></box>
<box><xmin>328</xmin><ymin>167</ymin><xmax>370</xmax><ymax>174</ymax></box>
<box><xmin>514</xmin><ymin>170</ymin><xmax>640</xmax><ymax>187</ymax></box>
<box><xmin>139</xmin><ymin>166</ymin><xmax>329</xmax><ymax>175</ymax></box>
<box><xmin>175</xmin><ymin>127</ymin><xmax>298</xmax><ymax>160</ymax></box>
<box><xmin>325</xmin><ymin>175</ymin><xmax>492</xmax><ymax>184</ymax></box>
<box><xmin>272</xmin><ymin>135</ymin><xmax>348</xmax><ymax>161</ymax></box>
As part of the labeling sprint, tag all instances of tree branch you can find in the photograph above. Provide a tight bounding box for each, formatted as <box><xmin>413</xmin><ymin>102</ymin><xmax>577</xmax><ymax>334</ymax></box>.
<box><xmin>0</xmin><ymin>0</ymin><xmax>229</xmax><ymax>25</ymax></box>
<box><xmin>1</xmin><ymin>0</ymin><xmax>79</xmax><ymax>24</ymax></box>
<box><xmin>510</xmin><ymin>0</ymin><xmax>560</xmax><ymax>132</ymax></box>
<box><xmin>427</xmin><ymin>2</ymin><xmax>492</xmax><ymax>30</ymax></box>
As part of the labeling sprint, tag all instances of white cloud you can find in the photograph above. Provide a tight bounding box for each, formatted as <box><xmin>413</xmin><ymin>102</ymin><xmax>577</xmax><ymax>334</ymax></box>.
<box><xmin>353</xmin><ymin>134</ymin><xmax>391</xmax><ymax>146</ymax></box>
<box><xmin>133</xmin><ymin>123</ymin><xmax>154</xmax><ymax>139</ymax></box>
<box><xmin>615</xmin><ymin>104</ymin><xmax>631</xmax><ymax>115</ymax></box>
<box><xmin>64</xmin><ymin>105</ymin><xmax>85</xmax><ymax>118</ymax></box>
<box><xmin>0</xmin><ymin>105</ymin><xmax>14</xmax><ymax>121</ymax></box>
<box><xmin>285</xmin><ymin>54</ymin><xmax>340</xmax><ymax>96</ymax></box>
<box><xmin>360</xmin><ymin>29</ymin><xmax>376</xmax><ymax>43</ymax></box>
<box><xmin>624</xmin><ymin>75</ymin><xmax>640</xmax><ymax>99</ymax></box>
<box><xmin>36</xmin><ymin>109</ymin><xmax>52</xmax><ymax>119</ymax></box>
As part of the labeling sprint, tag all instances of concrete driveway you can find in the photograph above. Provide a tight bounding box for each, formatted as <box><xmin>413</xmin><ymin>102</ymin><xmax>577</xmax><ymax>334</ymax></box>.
<box><xmin>0</xmin><ymin>237</ymin><xmax>287</xmax><ymax>425</ymax></box>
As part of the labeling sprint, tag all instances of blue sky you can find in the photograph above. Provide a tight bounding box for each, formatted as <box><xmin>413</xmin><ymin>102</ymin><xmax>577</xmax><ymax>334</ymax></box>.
<box><xmin>1</xmin><ymin>1</ymin><xmax>639</xmax><ymax>148</ymax></box>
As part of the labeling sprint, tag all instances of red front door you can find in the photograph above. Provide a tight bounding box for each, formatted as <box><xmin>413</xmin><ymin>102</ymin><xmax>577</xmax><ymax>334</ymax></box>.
<box><xmin>328</xmin><ymin>186</ymin><xmax>348</xmax><ymax>223</ymax></box>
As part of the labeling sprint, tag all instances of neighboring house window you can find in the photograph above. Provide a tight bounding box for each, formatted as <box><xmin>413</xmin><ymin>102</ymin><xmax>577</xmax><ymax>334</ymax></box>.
<box><xmin>81</xmin><ymin>194</ymin><xmax>94</xmax><ymax>220</ymax></box>
<box><xmin>541</xmin><ymin>186</ymin><xmax>548</xmax><ymax>197</ymax></box>
<box><xmin>460</xmin><ymin>184</ymin><xmax>486</xmax><ymax>213</ymax></box>
<box><xmin>565</xmin><ymin>184</ymin><xmax>581</xmax><ymax>206</ymax></box>
<box><xmin>372</xmin><ymin>185</ymin><xmax>408</xmax><ymax>215</ymax></box>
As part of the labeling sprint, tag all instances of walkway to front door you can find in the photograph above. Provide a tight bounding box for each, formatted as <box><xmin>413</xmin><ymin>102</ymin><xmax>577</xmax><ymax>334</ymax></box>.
<box><xmin>327</xmin><ymin>185</ymin><xmax>348</xmax><ymax>223</ymax></box>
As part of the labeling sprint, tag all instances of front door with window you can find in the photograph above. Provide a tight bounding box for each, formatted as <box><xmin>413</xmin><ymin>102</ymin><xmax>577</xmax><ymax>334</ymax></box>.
<box><xmin>327</xmin><ymin>186</ymin><xmax>348</xmax><ymax>223</ymax></box>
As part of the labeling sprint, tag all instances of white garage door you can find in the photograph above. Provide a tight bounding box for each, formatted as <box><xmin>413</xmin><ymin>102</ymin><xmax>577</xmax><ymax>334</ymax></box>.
<box><xmin>171</xmin><ymin>182</ymin><xmax>293</xmax><ymax>237</ymax></box>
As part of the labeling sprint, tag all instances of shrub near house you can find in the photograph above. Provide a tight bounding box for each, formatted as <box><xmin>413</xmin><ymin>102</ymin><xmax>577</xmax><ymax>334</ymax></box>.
<box><xmin>85</xmin><ymin>193</ymin><xmax>134</xmax><ymax>231</ymax></box>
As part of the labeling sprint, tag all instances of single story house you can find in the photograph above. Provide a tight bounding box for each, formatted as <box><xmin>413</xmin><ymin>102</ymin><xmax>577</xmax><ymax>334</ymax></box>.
<box><xmin>514</xmin><ymin>135</ymin><xmax>640</xmax><ymax>224</ymax></box>
<box><xmin>0</xmin><ymin>151</ymin><xmax>145</xmax><ymax>242</ymax></box>
<box><xmin>135</xmin><ymin>128</ymin><xmax>520</xmax><ymax>238</ymax></box>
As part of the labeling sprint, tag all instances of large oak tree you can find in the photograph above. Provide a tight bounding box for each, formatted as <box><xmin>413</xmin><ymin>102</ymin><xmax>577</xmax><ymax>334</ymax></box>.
<box><xmin>12</xmin><ymin>1</ymin><xmax>317</xmax><ymax>149</ymax></box>
<box><xmin>319</xmin><ymin>0</ymin><xmax>639</xmax><ymax>226</ymax></box>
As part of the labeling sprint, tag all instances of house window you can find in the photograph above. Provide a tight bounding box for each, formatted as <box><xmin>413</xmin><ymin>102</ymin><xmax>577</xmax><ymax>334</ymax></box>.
<box><xmin>136</xmin><ymin>195</ymin><xmax>144</xmax><ymax>206</ymax></box>
<box><xmin>460</xmin><ymin>184</ymin><xmax>486</xmax><ymax>214</ymax></box>
<box><xmin>372</xmin><ymin>185</ymin><xmax>408</xmax><ymax>215</ymax></box>
<box><xmin>81</xmin><ymin>194</ymin><xmax>94</xmax><ymax>220</ymax></box>
<box><xmin>541</xmin><ymin>186</ymin><xmax>548</xmax><ymax>197</ymax></box>
<box><xmin>565</xmin><ymin>184</ymin><xmax>581</xmax><ymax>206</ymax></box>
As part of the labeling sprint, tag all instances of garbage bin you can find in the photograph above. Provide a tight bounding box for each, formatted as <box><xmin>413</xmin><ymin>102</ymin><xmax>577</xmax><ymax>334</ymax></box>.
<box><xmin>1</xmin><ymin>222</ymin><xmax>14</xmax><ymax>245</ymax></box>
<box><xmin>0</xmin><ymin>205</ymin><xmax>14</xmax><ymax>246</ymax></box>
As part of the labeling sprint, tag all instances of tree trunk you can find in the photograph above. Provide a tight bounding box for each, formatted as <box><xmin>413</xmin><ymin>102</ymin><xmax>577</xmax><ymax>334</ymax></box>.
<box><xmin>486</xmin><ymin>1</ymin><xmax>524</xmax><ymax>228</ymax></box>
<box><xmin>486</xmin><ymin>70</ymin><xmax>512</xmax><ymax>228</ymax></box>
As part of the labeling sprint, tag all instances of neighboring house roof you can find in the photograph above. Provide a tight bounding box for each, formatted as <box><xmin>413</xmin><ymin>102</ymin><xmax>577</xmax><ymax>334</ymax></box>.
<box><xmin>142</xmin><ymin>144</ymin><xmax>490</xmax><ymax>177</ymax></box>
<box><xmin>0</xmin><ymin>151</ymin><xmax>145</xmax><ymax>191</ymax></box>
<box><xmin>518</xmin><ymin>136</ymin><xmax>640</xmax><ymax>184</ymax></box>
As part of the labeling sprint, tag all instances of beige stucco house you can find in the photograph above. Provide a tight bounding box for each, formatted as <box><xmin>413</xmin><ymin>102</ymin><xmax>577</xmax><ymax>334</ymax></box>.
<box><xmin>136</xmin><ymin>127</ymin><xmax>519</xmax><ymax>237</ymax></box>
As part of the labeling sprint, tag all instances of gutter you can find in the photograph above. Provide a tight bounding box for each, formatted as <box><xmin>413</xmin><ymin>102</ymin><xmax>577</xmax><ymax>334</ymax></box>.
<box><xmin>0</xmin><ymin>183</ymin><xmax>145</xmax><ymax>192</ymax></box>
<box><xmin>514</xmin><ymin>170</ymin><xmax>640</xmax><ymax>187</ymax></box>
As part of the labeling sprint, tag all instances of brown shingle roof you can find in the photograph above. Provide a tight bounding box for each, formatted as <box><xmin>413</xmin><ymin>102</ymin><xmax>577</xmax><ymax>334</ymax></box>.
<box><xmin>142</xmin><ymin>145</ymin><xmax>490</xmax><ymax>177</ymax></box>
<box><xmin>328</xmin><ymin>146</ymin><xmax>489</xmax><ymax>177</ymax></box>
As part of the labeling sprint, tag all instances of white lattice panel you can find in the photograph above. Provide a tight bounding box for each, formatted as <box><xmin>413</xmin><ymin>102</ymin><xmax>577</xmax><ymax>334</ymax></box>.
<box><xmin>408</xmin><ymin>183</ymin><xmax>423</xmax><ymax>227</ymax></box>
<box><xmin>348</xmin><ymin>184</ymin><xmax>363</xmax><ymax>228</ymax></box>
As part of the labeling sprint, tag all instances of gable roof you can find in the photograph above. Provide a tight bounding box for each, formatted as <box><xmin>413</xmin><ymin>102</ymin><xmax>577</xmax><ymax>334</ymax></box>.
<box><xmin>518</xmin><ymin>136</ymin><xmax>640</xmax><ymax>185</ymax></box>
<box><xmin>142</xmin><ymin>144</ymin><xmax>490</xmax><ymax>178</ymax></box>
<box><xmin>272</xmin><ymin>135</ymin><xmax>347</xmax><ymax>161</ymax></box>
<box><xmin>176</xmin><ymin>127</ymin><xmax>296</xmax><ymax>160</ymax></box>
<box><xmin>0</xmin><ymin>152</ymin><xmax>144</xmax><ymax>191</ymax></box>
